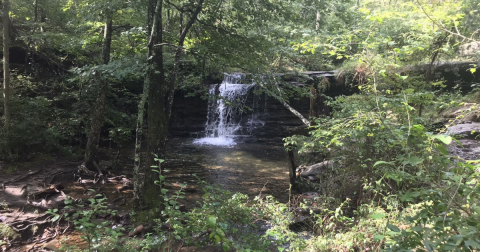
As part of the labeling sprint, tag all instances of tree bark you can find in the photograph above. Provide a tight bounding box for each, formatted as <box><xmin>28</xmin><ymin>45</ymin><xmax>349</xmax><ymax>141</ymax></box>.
<box><xmin>288</xmin><ymin>148</ymin><xmax>297</xmax><ymax>192</ymax></box>
<box><xmin>3</xmin><ymin>0</ymin><xmax>10</xmax><ymax>134</ymax></box>
<box><xmin>83</xmin><ymin>12</ymin><xmax>113</xmax><ymax>172</ymax></box>
<box><xmin>134</xmin><ymin>0</ymin><xmax>160</xmax><ymax>207</ymax></box>
<box><xmin>166</xmin><ymin>0</ymin><xmax>205</xmax><ymax>120</ymax></box>
<box><xmin>310</xmin><ymin>85</ymin><xmax>318</xmax><ymax>118</ymax></box>
<box><xmin>134</xmin><ymin>0</ymin><xmax>167</xmax><ymax>209</ymax></box>
<box><xmin>274</xmin><ymin>77</ymin><xmax>311</xmax><ymax>127</ymax></box>
<box><xmin>258</xmin><ymin>76</ymin><xmax>311</xmax><ymax>127</ymax></box>
<box><xmin>34</xmin><ymin>0</ymin><xmax>38</xmax><ymax>23</ymax></box>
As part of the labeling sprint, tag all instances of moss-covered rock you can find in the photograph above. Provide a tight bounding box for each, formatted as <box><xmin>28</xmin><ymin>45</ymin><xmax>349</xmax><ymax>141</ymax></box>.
<box><xmin>0</xmin><ymin>223</ymin><xmax>20</xmax><ymax>241</ymax></box>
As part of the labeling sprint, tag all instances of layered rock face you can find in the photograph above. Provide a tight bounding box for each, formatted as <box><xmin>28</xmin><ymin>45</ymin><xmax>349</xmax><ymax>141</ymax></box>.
<box><xmin>169</xmin><ymin>88</ymin><xmax>310</xmax><ymax>142</ymax></box>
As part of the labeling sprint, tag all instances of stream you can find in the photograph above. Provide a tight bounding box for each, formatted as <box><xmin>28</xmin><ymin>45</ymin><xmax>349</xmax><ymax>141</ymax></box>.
<box><xmin>164</xmin><ymin>137</ymin><xmax>290</xmax><ymax>205</ymax></box>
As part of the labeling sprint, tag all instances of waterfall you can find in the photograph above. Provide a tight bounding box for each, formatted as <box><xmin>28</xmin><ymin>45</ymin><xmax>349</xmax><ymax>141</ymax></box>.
<box><xmin>194</xmin><ymin>73</ymin><xmax>264</xmax><ymax>146</ymax></box>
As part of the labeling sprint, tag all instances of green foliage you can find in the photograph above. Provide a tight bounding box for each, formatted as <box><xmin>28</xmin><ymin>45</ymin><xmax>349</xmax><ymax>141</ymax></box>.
<box><xmin>285</xmin><ymin>67</ymin><xmax>480</xmax><ymax>250</ymax></box>
<box><xmin>63</xmin><ymin>192</ymin><xmax>124</xmax><ymax>251</ymax></box>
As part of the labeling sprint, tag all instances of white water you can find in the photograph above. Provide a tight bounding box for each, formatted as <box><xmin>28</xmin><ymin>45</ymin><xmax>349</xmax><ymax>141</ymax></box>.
<box><xmin>194</xmin><ymin>74</ymin><xmax>255</xmax><ymax>146</ymax></box>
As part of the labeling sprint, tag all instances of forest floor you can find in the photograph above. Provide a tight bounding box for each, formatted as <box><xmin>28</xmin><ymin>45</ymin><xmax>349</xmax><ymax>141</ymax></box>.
<box><xmin>0</xmin><ymin>154</ymin><xmax>138</xmax><ymax>252</ymax></box>
<box><xmin>1</xmin><ymin>138</ymin><xmax>291</xmax><ymax>252</ymax></box>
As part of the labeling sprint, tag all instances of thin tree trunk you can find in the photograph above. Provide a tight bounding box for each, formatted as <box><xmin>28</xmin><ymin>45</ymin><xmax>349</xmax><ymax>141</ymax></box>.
<box><xmin>279</xmin><ymin>97</ymin><xmax>311</xmax><ymax>127</ymax></box>
<box><xmin>310</xmin><ymin>85</ymin><xmax>318</xmax><ymax>118</ymax></box>
<box><xmin>147</xmin><ymin>0</ymin><xmax>156</xmax><ymax>37</ymax></box>
<box><xmin>133</xmin><ymin>80</ymin><xmax>148</xmax><ymax>204</ymax></box>
<box><xmin>258</xmin><ymin>76</ymin><xmax>311</xmax><ymax>127</ymax></box>
<box><xmin>3</xmin><ymin>0</ymin><xmax>11</xmax><ymax>134</ymax></box>
<box><xmin>34</xmin><ymin>0</ymin><xmax>38</xmax><ymax>23</ymax></box>
<box><xmin>135</xmin><ymin>0</ymin><xmax>167</xmax><ymax>209</ymax></box>
<box><xmin>166</xmin><ymin>0</ymin><xmax>205</xmax><ymax>120</ymax></box>
<box><xmin>273</xmin><ymin>77</ymin><xmax>311</xmax><ymax>127</ymax></box>
<box><xmin>315</xmin><ymin>11</ymin><xmax>320</xmax><ymax>31</ymax></box>
<box><xmin>83</xmin><ymin>12</ymin><xmax>113</xmax><ymax>172</ymax></box>
<box><xmin>134</xmin><ymin>0</ymin><xmax>158</xmax><ymax>207</ymax></box>
<box><xmin>288</xmin><ymin>148</ymin><xmax>297</xmax><ymax>192</ymax></box>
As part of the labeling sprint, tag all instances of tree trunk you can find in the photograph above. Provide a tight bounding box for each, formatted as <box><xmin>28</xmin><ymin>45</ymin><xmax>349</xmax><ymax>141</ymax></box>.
<box><xmin>258</xmin><ymin>76</ymin><xmax>311</xmax><ymax>127</ymax></box>
<box><xmin>133</xmin><ymin>73</ymin><xmax>149</xmax><ymax>206</ymax></box>
<box><xmin>309</xmin><ymin>85</ymin><xmax>318</xmax><ymax>118</ymax></box>
<box><xmin>133</xmin><ymin>0</ymin><xmax>159</xmax><ymax>207</ymax></box>
<box><xmin>135</xmin><ymin>0</ymin><xmax>167</xmax><ymax>209</ymax></box>
<box><xmin>3</xmin><ymin>0</ymin><xmax>10</xmax><ymax>134</ymax></box>
<box><xmin>274</xmin><ymin>77</ymin><xmax>311</xmax><ymax>127</ymax></box>
<box><xmin>287</xmin><ymin>148</ymin><xmax>297</xmax><ymax>192</ymax></box>
<box><xmin>315</xmin><ymin>11</ymin><xmax>320</xmax><ymax>31</ymax></box>
<box><xmin>166</xmin><ymin>0</ymin><xmax>205</xmax><ymax>120</ymax></box>
<box><xmin>83</xmin><ymin>12</ymin><xmax>113</xmax><ymax>172</ymax></box>
<box><xmin>34</xmin><ymin>0</ymin><xmax>38</xmax><ymax>23</ymax></box>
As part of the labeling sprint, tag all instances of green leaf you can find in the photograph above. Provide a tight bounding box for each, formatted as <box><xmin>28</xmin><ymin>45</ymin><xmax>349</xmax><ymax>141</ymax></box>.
<box><xmin>405</xmin><ymin>89</ymin><xmax>415</xmax><ymax>94</ymax></box>
<box><xmin>370</xmin><ymin>213</ymin><xmax>385</xmax><ymax>220</ymax></box>
<box><xmin>401</xmin><ymin>191</ymin><xmax>420</xmax><ymax>202</ymax></box>
<box><xmin>214</xmin><ymin>235</ymin><xmax>221</xmax><ymax>243</ymax></box>
<box><xmin>51</xmin><ymin>215</ymin><xmax>60</xmax><ymax>222</ymax></box>
<box><xmin>432</xmin><ymin>135</ymin><xmax>452</xmax><ymax>145</ymax></box>
<box><xmin>373</xmin><ymin>161</ymin><xmax>393</xmax><ymax>167</ymax></box>
<box><xmin>222</xmin><ymin>243</ymin><xmax>230</xmax><ymax>251</ymax></box>
<box><xmin>387</xmin><ymin>223</ymin><xmax>400</xmax><ymax>232</ymax></box>
<box><xmin>207</xmin><ymin>216</ymin><xmax>217</xmax><ymax>228</ymax></box>
<box><xmin>216</xmin><ymin>228</ymin><xmax>225</xmax><ymax>238</ymax></box>
<box><xmin>467</xmin><ymin>240</ymin><xmax>480</xmax><ymax>249</ymax></box>
<box><xmin>436</xmin><ymin>144</ymin><xmax>449</xmax><ymax>155</ymax></box>
<box><xmin>406</xmin><ymin>156</ymin><xmax>423</xmax><ymax>166</ymax></box>
<box><xmin>373</xmin><ymin>234</ymin><xmax>385</xmax><ymax>241</ymax></box>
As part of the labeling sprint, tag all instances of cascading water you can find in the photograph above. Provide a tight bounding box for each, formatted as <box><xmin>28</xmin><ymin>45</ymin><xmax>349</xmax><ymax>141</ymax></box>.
<box><xmin>194</xmin><ymin>73</ymin><xmax>264</xmax><ymax>146</ymax></box>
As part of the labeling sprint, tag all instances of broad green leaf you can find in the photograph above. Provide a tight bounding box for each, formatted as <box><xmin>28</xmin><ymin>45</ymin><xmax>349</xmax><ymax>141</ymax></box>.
<box><xmin>406</xmin><ymin>156</ymin><xmax>423</xmax><ymax>166</ymax></box>
<box><xmin>432</xmin><ymin>135</ymin><xmax>452</xmax><ymax>145</ymax></box>
<box><xmin>214</xmin><ymin>235</ymin><xmax>221</xmax><ymax>243</ymax></box>
<box><xmin>223</xmin><ymin>243</ymin><xmax>230</xmax><ymax>251</ymax></box>
<box><xmin>387</xmin><ymin>223</ymin><xmax>400</xmax><ymax>232</ymax></box>
<box><xmin>401</xmin><ymin>191</ymin><xmax>420</xmax><ymax>202</ymax></box>
<box><xmin>373</xmin><ymin>234</ymin><xmax>385</xmax><ymax>241</ymax></box>
<box><xmin>436</xmin><ymin>144</ymin><xmax>449</xmax><ymax>155</ymax></box>
<box><xmin>207</xmin><ymin>216</ymin><xmax>217</xmax><ymax>228</ymax></box>
<box><xmin>51</xmin><ymin>215</ymin><xmax>60</xmax><ymax>222</ymax></box>
<box><xmin>370</xmin><ymin>213</ymin><xmax>385</xmax><ymax>220</ymax></box>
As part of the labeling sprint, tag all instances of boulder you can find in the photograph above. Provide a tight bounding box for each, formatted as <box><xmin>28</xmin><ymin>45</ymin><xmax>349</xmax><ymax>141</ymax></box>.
<box><xmin>459</xmin><ymin>42</ymin><xmax>480</xmax><ymax>57</ymax></box>
<box><xmin>299</xmin><ymin>160</ymin><xmax>334</xmax><ymax>180</ymax></box>
<box><xmin>443</xmin><ymin>103</ymin><xmax>480</xmax><ymax>123</ymax></box>
<box><xmin>446</xmin><ymin>123</ymin><xmax>480</xmax><ymax>139</ymax></box>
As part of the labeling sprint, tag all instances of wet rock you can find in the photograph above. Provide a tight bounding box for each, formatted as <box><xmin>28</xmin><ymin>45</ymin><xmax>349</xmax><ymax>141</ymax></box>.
<box><xmin>299</xmin><ymin>161</ymin><xmax>334</xmax><ymax>180</ymax></box>
<box><xmin>448</xmin><ymin>139</ymin><xmax>480</xmax><ymax>161</ymax></box>
<box><xmin>446</xmin><ymin>123</ymin><xmax>480</xmax><ymax>139</ymax></box>
<box><xmin>288</xmin><ymin>220</ymin><xmax>311</xmax><ymax>232</ymax></box>
<box><xmin>443</xmin><ymin>103</ymin><xmax>480</xmax><ymax>123</ymax></box>
<box><xmin>285</xmin><ymin>125</ymin><xmax>309</xmax><ymax>136</ymax></box>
